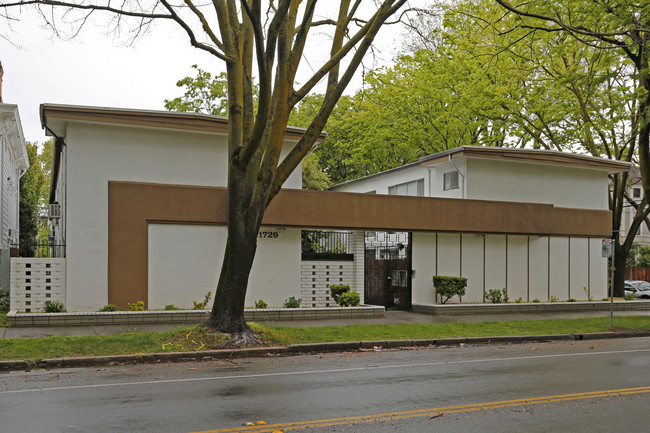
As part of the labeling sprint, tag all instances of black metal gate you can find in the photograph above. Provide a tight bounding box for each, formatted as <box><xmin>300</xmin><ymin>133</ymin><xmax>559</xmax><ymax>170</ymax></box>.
<box><xmin>364</xmin><ymin>232</ymin><xmax>411</xmax><ymax>310</ymax></box>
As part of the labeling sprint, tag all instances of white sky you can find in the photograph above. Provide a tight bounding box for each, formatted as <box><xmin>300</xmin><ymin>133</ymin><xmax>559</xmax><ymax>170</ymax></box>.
<box><xmin>0</xmin><ymin>4</ymin><xmax>418</xmax><ymax>144</ymax></box>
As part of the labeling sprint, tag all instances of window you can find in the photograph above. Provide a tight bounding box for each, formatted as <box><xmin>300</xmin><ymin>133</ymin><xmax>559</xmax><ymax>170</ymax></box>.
<box><xmin>633</xmin><ymin>187</ymin><xmax>641</xmax><ymax>198</ymax></box>
<box><xmin>444</xmin><ymin>171</ymin><xmax>459</xmax><ymax>190</ymax></box>
<box><xmin>388</xmin><ymin>179</ymin><xmax>424</xmax><ymax>196</ymax></box>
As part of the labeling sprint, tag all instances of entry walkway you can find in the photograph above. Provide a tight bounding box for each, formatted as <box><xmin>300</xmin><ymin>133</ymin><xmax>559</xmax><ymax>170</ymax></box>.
<box><xmin>2</xmin><ymin>310</ymin><xmax>649</xmax><ymax>339</ymax></box>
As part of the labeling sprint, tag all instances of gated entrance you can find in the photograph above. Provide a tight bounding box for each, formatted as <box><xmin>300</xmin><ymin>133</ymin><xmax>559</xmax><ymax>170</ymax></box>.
<box><xmin>364</xmin><ymin>232</ymin><xmax>412</xmax><ymax>310</ymax></box>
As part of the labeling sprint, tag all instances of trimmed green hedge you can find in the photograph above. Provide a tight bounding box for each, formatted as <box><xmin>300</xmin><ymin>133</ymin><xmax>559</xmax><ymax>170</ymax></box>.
<box><xmin>433</xmin><ymin>276</ymin><xmax>467</xmax><ymax>304</ymax></box>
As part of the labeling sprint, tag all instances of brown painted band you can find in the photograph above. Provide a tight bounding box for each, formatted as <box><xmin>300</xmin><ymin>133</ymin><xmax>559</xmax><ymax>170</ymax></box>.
<box><xmin>108</xmin><ymin>181</ymin><xmax>612</xmax><ymax>309</ymax></box>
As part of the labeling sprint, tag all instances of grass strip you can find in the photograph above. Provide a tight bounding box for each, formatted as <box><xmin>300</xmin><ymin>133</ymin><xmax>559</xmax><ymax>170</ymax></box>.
<box><xmin>249</xmin><ymin>316</ymin><xmax>650</xmax><ymax>344</ymax></box>
<box><xmin>0</xmin><ymin>312</ymin><xmax>8</xmax><ymax>328</ymax></box>
<box><xmin>0</xmin><ymin>316</ymin><xmax>649</xmax><ymax>362</ymax></box>
<box><xmin>0</xmin><ymin>326</ymin><xmax>230</xmax><ymax>362</ymax></box>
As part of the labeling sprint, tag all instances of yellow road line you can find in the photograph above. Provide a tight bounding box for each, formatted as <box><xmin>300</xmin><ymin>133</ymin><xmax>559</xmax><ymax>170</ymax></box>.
<box><xmin>190</xmin><ymin>385</ymin><xmax>650</xmax><ymax>433</ymax></box>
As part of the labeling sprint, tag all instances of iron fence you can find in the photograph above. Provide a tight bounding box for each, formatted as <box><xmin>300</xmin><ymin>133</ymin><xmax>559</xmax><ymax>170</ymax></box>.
<box><xmin>11</xmin><ymin>241</ymin><xmax>66</xmax><ymax>258</ymax></box>
<box><xmin>301</xmin><ymin>230</ymin><xmax>353</xmax><ymax>260</ymax></box>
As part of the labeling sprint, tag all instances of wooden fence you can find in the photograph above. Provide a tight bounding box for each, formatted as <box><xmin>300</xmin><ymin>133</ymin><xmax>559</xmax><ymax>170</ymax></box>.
<box><xmin>626</xmin><ymin>267</ymin><xmax>650</xmax><ymax>281</ymax></box>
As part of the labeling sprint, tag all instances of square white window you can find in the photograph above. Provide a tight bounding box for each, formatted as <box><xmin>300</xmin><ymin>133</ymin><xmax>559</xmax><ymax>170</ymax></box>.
<box><xmin>444</xmin><ymin>171</ymin><xmax>459</xmax><ymax>190</ymax></box>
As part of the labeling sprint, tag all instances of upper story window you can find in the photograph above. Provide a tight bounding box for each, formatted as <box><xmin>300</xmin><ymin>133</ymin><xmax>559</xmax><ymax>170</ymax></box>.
<box><xmin>388</xmin><ymin>179</ymin><xmax>424</xmax><ymax>197</ymax></box>
<box><xmin>443</xmin><ymin>171</ymin><xmax>459</xmax><ymax>190</ymax></box>
<box><xmin>633</xmin><ymin>187</ymin><xmax>642</xmax><ymax>199</ymax></box>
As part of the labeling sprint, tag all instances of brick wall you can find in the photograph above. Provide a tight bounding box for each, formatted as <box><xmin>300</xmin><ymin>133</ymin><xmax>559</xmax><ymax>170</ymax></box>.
<box><xmin>10</xmin><ymin>258</ymin><xmax>66</xmax><ymax>312</ymax></box>
<box><xmin>300</xmin><ymin>260</ymin><xmax>354</xmax><ymax>307</ymax></box>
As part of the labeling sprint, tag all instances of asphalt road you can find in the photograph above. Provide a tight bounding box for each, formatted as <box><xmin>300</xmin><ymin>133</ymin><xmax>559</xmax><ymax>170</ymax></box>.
<box><xmin>1</xmin><ymin>337</ymin><xmax>649</xmax><ymax>432</ymax></box>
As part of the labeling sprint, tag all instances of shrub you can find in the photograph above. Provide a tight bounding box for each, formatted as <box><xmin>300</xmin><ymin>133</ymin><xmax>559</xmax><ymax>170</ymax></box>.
<box><xmin>128</xmin><ymin>301</ymin><xmax>145</xmax><ymax>311</ymax></box>
<box><xmin>164</xmin><ymin>304</ymin><xmax>182</xmax><ymax>310</ymax></box>
<box><xmin>330</xmin><ymin>285</ymin><xmax>351</xmax><ymax>304</ymax></box>
<box><xmin>567</xmin><ymin>298</ymin><xmax>577</xmax><ymax>302</ymax></box>
<box><xmin>43</xmin><ymin>300</ymin><xmax>66</xmax><ymax>313</ymax></box>
<box><xmin>485</xmin><ymin>288</ymin><xmax>508</xmax><ymax>304</ymax></box>
<box><xmin>432</xmin><ymin>276</ymin><xmax>467</xmax><ymax>304</ymax></box>
<box><xmin>99</xmin><ymin>304</ymin><xmax>118</xmax><ymax>312</ymax></box>
<box><xmin>0</xmin><ymin>288</ymin><xmax>9</xmax><ymax>312</ymax></box>
<box><xmin>254</xmin><ymin>299</ymin><xmax>268</xmax><ymax>309</ymax></box>
<box><xmin>624</xmin><ymin>293</ymin><xmax>636</xmax><ymax>301</ymax></box>
<box><xmin>338</xmin><ymin>291</ymin><xmax>360</xmax><ymax>307</ymax></box>
<box><xmin>193</xmin><ymin>291</ymin><xmax>212</xmax><ymax>310</ymax></box>
<box><xmin>532</xmin><ymin>299</ymin><xmax>541</xmax><ymax>303</ymax></box>
<box><xmin>283</xmin><ymin>296</ymin><xmax>301</xmax><ymax>308</ymax></box>
<box><xmin>514</xmin><ymin>297</ymin><xmax>523</xmax><ymax>303</ymax></box>
<box><xmin>550</xmin><ymin>296</ymin><xmax>559</xmax><ymax>303</ymax></box>
<box><xmin>583</xmin><ymin>287</ymin><xmax>594</xmax><ymax>301</ymax></box>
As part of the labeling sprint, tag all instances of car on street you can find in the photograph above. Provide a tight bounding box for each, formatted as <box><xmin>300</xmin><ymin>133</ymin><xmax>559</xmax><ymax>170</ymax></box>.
<box><xmin>624</xmin><ymin>280</ymin><xmax>650</xmax><ymax>299</ymax></box>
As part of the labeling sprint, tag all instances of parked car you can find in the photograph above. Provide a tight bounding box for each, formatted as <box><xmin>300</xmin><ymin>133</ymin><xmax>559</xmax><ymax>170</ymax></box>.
<box><xmin>624</xmin><ymin>280</ymin><xmax>650</xmax><ymax>299</ymax></box>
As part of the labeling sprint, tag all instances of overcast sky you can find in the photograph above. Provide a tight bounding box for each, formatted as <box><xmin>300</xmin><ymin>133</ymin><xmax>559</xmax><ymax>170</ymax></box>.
<box><xmin>1</xmin><ymin>5</ymin><xmax>415</xmax><ymax>144</ymax></box>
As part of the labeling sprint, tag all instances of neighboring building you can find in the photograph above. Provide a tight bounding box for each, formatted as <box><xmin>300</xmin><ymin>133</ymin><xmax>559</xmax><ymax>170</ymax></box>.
<box><xmin>617</xmin><ymin>166</ymin><xmax>650</xmax><ymax>245</ymax></box>
<box><xmin>332</xmin><ymin>146</ymin><xmax>630</xmax><ymax>306</ymax></box>
<box><xmin>0</xmin><ymin>103</ymin><xmax>29</xmax><ymax>293</ymax></box>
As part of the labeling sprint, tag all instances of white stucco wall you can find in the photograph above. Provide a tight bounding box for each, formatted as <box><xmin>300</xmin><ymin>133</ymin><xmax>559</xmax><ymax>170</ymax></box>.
<box><xmin>426</xmin><ymin>159</ymin><xmax>467</xmax><ymax>199</ymax></box>
<box><xmin>63</xmin><ymin>122</ymin><xmax>301</xmax><ymax>311</ymax></box>
<box><xmin>332</xmin><ymin>165</ymin><xmax>429</xmax><ymax>196</ymax></box>
<box><xmin>465</xmin><ymin>158</ymin><xmax>609</xmax><ymax>210</ymax></box>
<box><xmin>411</xmin><ymin>232</ymin><xmax>436</xmax><ymax>305</ymax></box>
<box><xmin>148</xmin><ymin>224</ymin><xmax>301</xmax><ymax>309</ymax></box>
<box><xmin>333</xmin><ymin>156</ymin><xmax>610</xmax><ymax>210</ymax></box>
<box><xmin>412</xmin><ymin>232</ymin><xmax>609</xmax><ymax>304</ymax></box>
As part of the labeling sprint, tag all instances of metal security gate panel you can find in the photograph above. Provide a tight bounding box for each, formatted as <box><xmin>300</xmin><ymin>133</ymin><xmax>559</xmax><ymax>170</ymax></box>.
<box><xmin>364</xmin><ymin>232</ymin><xmax>412</xmax><ymax>311</ymax></box>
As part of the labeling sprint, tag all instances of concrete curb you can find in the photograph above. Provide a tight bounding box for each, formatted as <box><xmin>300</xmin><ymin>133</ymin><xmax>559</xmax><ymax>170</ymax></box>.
<box><xmin>2</xmin><ymin>331</ymin><xmax>649</xmax><ymax>372</ymax></box>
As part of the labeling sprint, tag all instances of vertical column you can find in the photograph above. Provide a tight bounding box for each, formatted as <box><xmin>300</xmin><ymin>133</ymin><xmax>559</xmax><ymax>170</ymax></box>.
<box><xmin>351</xmin><ymin>231</ymin><xmax>366</xmax><ymax>304</ymax></box>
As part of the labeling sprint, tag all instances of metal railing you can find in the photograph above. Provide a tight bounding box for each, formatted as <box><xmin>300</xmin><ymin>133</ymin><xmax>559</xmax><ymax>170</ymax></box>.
<box><xmin>11</xmin><ymin>241</ymin><xmax>66</xmax><ymax>258</ymax></box>
<box><xmin>301</xmin><ymin>230</ymin><xmax>351</xmax><ymax>254</ymax></box>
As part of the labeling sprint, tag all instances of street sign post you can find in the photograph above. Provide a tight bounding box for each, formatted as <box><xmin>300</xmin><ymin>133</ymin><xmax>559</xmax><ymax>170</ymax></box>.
<box><xmin>603</xmin><ymin>238</ymin><xmax>615</xmax><ymax>327</ymax></box>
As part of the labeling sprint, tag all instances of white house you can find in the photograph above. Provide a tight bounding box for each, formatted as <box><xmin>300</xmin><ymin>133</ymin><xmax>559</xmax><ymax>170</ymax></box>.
<box><xmin>0</xmin><ymin>103</ymin><xmax>29</xmax><ymax>292</ymax></box>
<box><xmin>42</xmin><ymin>104</ymin><xmax>310</xmax><ymax>311</ymax></box>
<box><xmin>332</xmin><ymin>146</ymin><xmax>629</xmax><ymax>306</ymax></box>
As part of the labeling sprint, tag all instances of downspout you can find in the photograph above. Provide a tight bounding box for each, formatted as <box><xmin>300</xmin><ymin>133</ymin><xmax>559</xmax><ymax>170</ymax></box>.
<box><xmin>448</xmin><ymin>154</ymin><xmax>466</xmax><ymax>199</ymax></box>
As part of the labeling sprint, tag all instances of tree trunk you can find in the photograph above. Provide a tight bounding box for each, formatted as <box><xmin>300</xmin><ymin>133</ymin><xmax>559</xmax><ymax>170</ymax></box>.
<box><xmin>613</xmin><ymin>242</ymin><xmax>627</xmax><ymax>298</ymax></box>
<box><xmin>205</xmin><ymin>231</ymin><xmax>258</xmax><ymax>335</ymax></box>
<box><xmin>205</xmin><ymin>161</ymin><xmax>268</xmax><ymax>344</ymax></box>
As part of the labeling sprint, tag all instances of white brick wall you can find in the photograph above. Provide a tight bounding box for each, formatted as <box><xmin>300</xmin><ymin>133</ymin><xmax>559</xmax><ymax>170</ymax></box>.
<box><xmin>300</xmin><ymin>260</ymin><xmax>354</xmax><ymax>307</ymax></box>
<box><xmin>10</xmin><ymin>258</ymin><xmax>66</xmax><ymax>313</ymax></box>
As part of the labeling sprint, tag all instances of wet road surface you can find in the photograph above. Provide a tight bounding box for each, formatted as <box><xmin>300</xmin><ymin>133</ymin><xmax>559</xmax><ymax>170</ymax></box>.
<box><xmin>1</xmin><ymin>337</ymin><xmax>649</xmax><ymax>432</ymax></box>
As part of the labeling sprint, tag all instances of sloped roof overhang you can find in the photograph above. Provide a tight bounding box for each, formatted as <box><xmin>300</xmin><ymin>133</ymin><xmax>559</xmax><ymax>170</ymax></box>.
<box><xmin>420</xmin><ymin>146</ymin><xmax>631</xmax><ymax>173</ymax></box>
<box><xmin>40</xmin><ymin>103</ymin><xmax>327</xmax><ymax>142</ymax></box>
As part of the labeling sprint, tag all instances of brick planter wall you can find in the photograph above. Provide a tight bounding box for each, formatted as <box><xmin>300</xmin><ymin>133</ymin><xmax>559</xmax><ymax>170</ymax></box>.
<box><xmin>412</xmin><ymin>301</ymin><xmax>650</xmax><ymax>315</ymax></box>
<box><xmin>6</xmin><ymin>305</ymin><xmax>385</xmax><ymax>327</ymax></box>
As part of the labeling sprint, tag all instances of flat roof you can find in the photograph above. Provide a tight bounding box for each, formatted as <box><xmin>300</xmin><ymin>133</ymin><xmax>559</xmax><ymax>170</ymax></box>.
<box><xmin>40</xmin><ymin>103</ymin><xmax>327</xmax><ymax>142</ymax></box>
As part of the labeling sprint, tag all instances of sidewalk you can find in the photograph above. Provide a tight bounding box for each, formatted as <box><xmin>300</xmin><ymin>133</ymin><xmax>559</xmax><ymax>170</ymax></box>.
<box><xmin>3</xmin><ymin>310</ymin><xmax>650</xmax><ymax>339</ymax></box>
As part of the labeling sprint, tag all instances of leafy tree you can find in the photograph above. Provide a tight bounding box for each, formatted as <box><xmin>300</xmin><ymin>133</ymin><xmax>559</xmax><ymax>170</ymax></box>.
<box><xmin>301</xmin><ymin>153</ymin><xmax>330</xmax><ymax>190</ymax></box>
<box><xmin>491</xmin><ymin>0</ymin><xmax>650</xmax><ymax>296</ymax></box>
<box><xmin>19</xmin><ymin>143</ymin><xmax>48</xmax><ymax>257</ymax></box>
<box><xmin>164</xmin><ymin>65</ymin><xmax>231</xmax><ymax>116</ymax></box>
<box><xmin>2</xmin><ymin>0</ymin><xmax>409</xmax><ymax>342</ymax></box>
<box><xmin>626</xmin><ymin>243</ymin><xmax>650</xmax><ymax>268</ymax></box>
